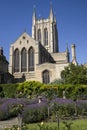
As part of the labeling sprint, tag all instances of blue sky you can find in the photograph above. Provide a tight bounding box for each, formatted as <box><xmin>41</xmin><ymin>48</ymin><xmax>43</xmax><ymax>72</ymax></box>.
<box><xmin>0</xmin><ymin>0</ymin><xmax>87</xmax><ymax>64</ymax></box>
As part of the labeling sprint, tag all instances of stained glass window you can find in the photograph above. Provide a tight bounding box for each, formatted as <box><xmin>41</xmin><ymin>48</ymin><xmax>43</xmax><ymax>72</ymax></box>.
<box><xmin>14</xmin><ymin>48</ymin><xmax>19</xmax><ymax>72</ymax></box>
<box><xmin>28</xmin><ymin>47</ymin><xmax>34</xmax><ymax>71</ymax></box>
<box><xmin>21</xmin><ymin>48</ymin><xmax>27</xmax><ymax>72</ymax></box>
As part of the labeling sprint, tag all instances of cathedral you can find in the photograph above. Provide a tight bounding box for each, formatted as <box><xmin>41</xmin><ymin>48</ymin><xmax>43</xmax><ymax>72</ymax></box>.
<box><xmin>9</xmin><ymin>5</ymin><xmax>77</xmax><ymax>84</ymax></box>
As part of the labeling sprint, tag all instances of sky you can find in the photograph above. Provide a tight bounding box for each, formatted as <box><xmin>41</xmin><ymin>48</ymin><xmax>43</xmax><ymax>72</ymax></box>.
<box><xmin>0</xmin><ymin>0</ymin><xmax>87</xmax><ymax>64</ymax></box>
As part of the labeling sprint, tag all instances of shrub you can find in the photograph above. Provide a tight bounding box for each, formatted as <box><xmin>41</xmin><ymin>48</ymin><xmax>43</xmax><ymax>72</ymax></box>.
<box><xmin>22</xmin><ymin>102</ymin><xmax>48</xmax><ymax>123</ymax></box>
<box><xmin>17</xmin><ymin>81</ymin><xmax>43</xmax><ymax>98</ymax></box>
<box><xmin>0</xmin><ymin>101</ymin><xmax>9</xmax><ymax>120</ymax></box>
<box><xmin>0</xmin><ymin>98</ymin><xmax>30</xmax><ymax>120</ymax></box>
<box><xmin>76</xmin><ymin>100</ymin><xmax>87</xmax><ymax>116</ymax></box>
<box><xmin>51</xmin><ymin>98</ymin><xmax>75</xmax><ymax>117</ymax></box>
<box><xmin>0</xmin><ymin>84</ymin><xmax>18</xmax><ymax>98</ymax></box>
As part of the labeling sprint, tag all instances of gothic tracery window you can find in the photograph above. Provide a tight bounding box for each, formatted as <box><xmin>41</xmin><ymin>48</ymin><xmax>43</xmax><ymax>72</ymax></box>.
<box><xmin>14</xmin><ymin>48</ymin><xmax>19</xmax><ymax>72</ymax></box>
<box><xmin>44</xmin><ymin>28</ymin><xmax>48</xmax><ymax>46</ymax></box>
<box><xmin>37</xmin><ymin>29</ymin><xmax>41</xmax><ymax>42</ymax></box>
<box><xmin>21</xmin><ymin>48</ymin><xmax>27</xmax><ymax>72</ymax></box>
<box><xmin>42</xmin><ymin>70</ymin><xmax>50</xmax><ymax>84</ymax></box>
<box><xmin>28</xmin><ymin>47</ymin><xmax>34</xmax><ymax>71</ymax></box>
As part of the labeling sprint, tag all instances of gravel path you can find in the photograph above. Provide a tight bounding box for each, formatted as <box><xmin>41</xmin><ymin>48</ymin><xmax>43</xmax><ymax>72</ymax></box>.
<box><xmin>0</xmin><ymin>117</ymin><xmax>18</xmax><ymax>130</ymax></box>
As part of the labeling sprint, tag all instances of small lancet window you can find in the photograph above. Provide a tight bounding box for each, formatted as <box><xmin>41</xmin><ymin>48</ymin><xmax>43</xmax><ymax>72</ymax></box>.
<box><xmin>27</xmin><ymin>40</ymin><xmax>29</xmax><ymax>43</ymax></box>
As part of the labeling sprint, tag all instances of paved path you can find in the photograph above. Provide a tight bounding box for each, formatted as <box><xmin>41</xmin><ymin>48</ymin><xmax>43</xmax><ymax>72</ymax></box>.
<box><xmin>0</xmin><ymin>117</ymin><xmax>18</xmax><ymax>130</ymax></box>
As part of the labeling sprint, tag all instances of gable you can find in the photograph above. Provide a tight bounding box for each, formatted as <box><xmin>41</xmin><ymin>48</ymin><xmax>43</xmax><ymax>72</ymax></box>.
<box><xmin>11</xmin><ymin>32</ymin><xmax>37</xmax><ymax>50</ymax></box>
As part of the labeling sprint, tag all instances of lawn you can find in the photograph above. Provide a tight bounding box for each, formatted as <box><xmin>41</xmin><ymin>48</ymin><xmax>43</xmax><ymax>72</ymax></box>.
<box><xmin>26</xmin><ymin>118</ymin><xmax>87</xmax><ymax>130</ymax></box>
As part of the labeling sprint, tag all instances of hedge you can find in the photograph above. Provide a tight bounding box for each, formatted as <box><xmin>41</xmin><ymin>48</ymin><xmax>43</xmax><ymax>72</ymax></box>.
<box><xmin>0</xmin><ymin>82</ymin><xmax>87</xmax><ymax>99</ymax></box>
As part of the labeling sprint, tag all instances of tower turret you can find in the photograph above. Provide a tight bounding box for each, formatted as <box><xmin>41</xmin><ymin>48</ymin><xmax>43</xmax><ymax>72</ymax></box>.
<box><xmin>49</xmin><ymin>3</ymin><xmax>54</xmax><ymax>22</ymax></box>
<box><xmin>32</xmin><ymin>6</ymin><xmax>36</xmax><ymax>25</ymax></box>
<box><xmin>32</xmin><ymin>6</ymin><xmax>36</xmax><ymax>39</ymax></box>
<box><xmin>71</xmin><ymin>44</ymin><xmax>77</xmax><ymax>65</ymax></box>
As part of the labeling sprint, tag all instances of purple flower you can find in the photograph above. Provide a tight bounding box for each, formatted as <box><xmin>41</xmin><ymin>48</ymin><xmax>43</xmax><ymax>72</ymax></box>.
<box><xmin>51</xmin><ymin>98</ymin><xmax>75</xmax><ymax>106</ymax></box>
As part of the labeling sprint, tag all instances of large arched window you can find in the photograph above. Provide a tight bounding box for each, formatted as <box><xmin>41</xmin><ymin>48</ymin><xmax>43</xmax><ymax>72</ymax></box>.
<box><xmin>44</xmin><ymin>28</ymin><xmax>48</xmax><ymax>46</ymax></box>
<box><xmin>37</xmin><ymin>29</ymin><xmax>41</xmax><ymax>42</ymax></box>
<box><xmin>28</xmin><ymin>47</ymin><xmax>34</xmax><ymax>71</ymax></box>
<box><xmin>14</xmin><ymin>48</ymin><xmax>19</xmax><ymax>72</ymax></box>
<box><xmin>42</xmin><ymin>70</ymin><xmax>50</xmax><ymax>84</ymax></box>
<box><xmin>21</xmin><ymin>48</ymin><xmax>27</xmax><ymax>72</ymax></box>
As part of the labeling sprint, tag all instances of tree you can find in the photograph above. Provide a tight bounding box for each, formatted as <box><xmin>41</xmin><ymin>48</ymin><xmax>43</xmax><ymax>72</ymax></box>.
<box><xmin>61</xmin><ymin>63</ymin><xmax>87</xmax><ymax>84</ymax></box>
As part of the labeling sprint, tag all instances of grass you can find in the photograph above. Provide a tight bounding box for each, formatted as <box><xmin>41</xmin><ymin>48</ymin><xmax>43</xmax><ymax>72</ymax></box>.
<box><xmin>26</xmin><ymin>118</ymin><xmax>87</xmax><ymax>130</ymax></box>
<box><xmin>71</xmin><ymin>119</ymin><xmax>87</xmax><ymax>130</ymax></box>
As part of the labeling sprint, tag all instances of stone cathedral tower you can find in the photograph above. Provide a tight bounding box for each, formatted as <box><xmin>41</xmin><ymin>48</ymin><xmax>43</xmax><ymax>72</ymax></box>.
<box><xmin>9</xmin><ymin>4</ymin><xmax>77</xmax><ymax>84</ymax></box>
<box><xmin>32</xmin><ymin>5</ymin><xmax>59</xmax><ymax>53</ymax></box>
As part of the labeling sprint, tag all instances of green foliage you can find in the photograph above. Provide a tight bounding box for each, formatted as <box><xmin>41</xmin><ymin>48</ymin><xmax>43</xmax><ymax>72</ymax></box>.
<box><xmin>0</xmin><ymin>81</ymin><xmax>87</xmax><ymax>100</ymax></box>
<box><xmin>17</xmin><ymin>81</ymin><xmax>43</xmax><ymax>98</ymax></box>
<box><xmin>3</xmin><ymin>125</ymin><xmax>18</xmax><ymax>130</ymax></box>
<box><xmin>61</xmin><ymin>63</ymin><xmax>87</xmax><ymax>85</ymax></box>
<box><xmin>3</xmin><ymin>119</ymin><xmax>87</xmax><ymax>130</ymax></box>
<box><xmin>3</xmin><ymin>124</ymin><xmax>29</xmax><ymax>130</ymax></box>
<box><xmin>16</xmin><ymin>81</ymin><xmax>62</xmax><ymax>99</ymax></box>
<box><xmin>0</xmin><ymin>86</ymin><xmax>4</xmax><ymax>97</ymax></box>
<box><xmin>50</xmin><ymin>79</ymin><xmax>64</xmax><ymax>85</ymax></box>
<box><xmin>52</xmin><ymin>101</ymin><xmax>75</xmax><ymax>118</ymax></box>
<box><xmin>22</xmin><ymin>104</ymin><xmax>48</xmax><ymax>123</ymax></box>
<box><xmin>0</xmin><ymin>109</ymin><xmax>8</xmax><ymax>120</ymax></box>
<box><xmin>63</xmin><ymin>121</ymin><xmax>73</xmax><ymax>130</ymax></box>
<box><xmin>38</xmin><ymin>123</ymin><xmax>57</xmax><ymax>130</ymax></box>
<box><xmin>0</xmin><ymin>83</ymin><xmax>18</xmax><ymax>98</ymax></box>
<box><xmin>63</xmin><ymin>84</ymin><xmax>87</xmax><ymax>100</ymax></box>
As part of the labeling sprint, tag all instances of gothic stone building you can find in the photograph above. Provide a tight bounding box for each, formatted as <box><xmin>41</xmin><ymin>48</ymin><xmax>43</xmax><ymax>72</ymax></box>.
<box><xmin>9</xmin><ymin>6</ymin><xmax>77</xmax><ymax>84</ymax></box>
<box><xmin>0</xmin><ymin>47</ymin><xmax>13</xmax><ymax>83</ymax></box>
